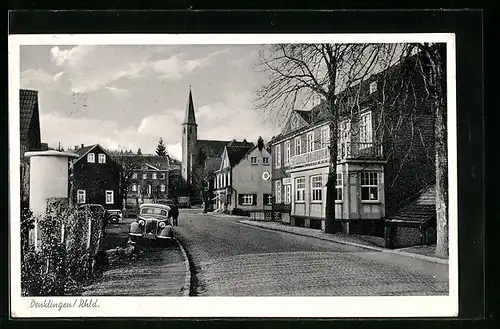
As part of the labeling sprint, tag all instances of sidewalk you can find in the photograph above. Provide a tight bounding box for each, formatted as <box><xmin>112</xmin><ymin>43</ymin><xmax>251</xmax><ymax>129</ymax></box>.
<box><xmin>83</xmin><ymin>238</ymin><xmax>190</xmax><ymax>296</ymax></box>
<box><xmin>238</xmin><ymin>219</ymin><xmax>448</xmax><ymax>265</ymax></box>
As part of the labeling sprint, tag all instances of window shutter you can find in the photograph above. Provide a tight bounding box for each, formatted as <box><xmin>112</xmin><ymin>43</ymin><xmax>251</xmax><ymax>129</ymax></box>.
<box><xmin>238</xmin><ymin>194</ymin><xmax>244</xmax><ymax>205</ymax></box>
<box><xmin>252</xmin><ymin>194</ymin><xmax>257</xmax><ymax>205</ymax></box>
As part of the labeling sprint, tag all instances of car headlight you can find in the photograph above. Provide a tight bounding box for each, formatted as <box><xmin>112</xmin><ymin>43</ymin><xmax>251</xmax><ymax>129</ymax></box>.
<box><xmin>159</xmin><ymin>222</ymin><xmax>166</xmax><ymax>228</ymax></box>
<box><xmin>138</xmin><ymin>219</ymin><xmax>145</xmax><ymax>226</ymax></box>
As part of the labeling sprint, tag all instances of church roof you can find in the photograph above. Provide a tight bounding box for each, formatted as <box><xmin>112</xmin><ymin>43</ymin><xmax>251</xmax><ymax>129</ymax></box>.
<box><xmin>183</xmin><ymin>86</ymin><xmax>197</xmax><ymax>125</ymax></box>
<box><xmin>197</xmin><ymin>140</ymin><xmax>232</xmax><ymax>158</ymax></box>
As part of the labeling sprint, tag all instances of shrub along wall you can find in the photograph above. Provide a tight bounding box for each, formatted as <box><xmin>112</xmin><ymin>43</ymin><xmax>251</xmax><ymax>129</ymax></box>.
<box><xmin>21</xmin><ymin>200</ymin><xmax>105</xmax><ymax>296</ymax></box>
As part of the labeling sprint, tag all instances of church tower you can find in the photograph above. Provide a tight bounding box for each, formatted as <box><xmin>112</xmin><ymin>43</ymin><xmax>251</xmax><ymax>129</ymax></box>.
<box><xmin>181</xmin><ymin>86</ymin><xmax>198</xmax><ymax>184</ymax></box>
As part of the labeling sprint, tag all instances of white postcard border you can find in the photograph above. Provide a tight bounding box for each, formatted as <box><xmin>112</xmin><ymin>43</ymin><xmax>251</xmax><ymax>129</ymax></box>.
<box><xmin>9</xmin><ymin>33</ymin><xmax>458</xmax><ymax>318</ymax></box>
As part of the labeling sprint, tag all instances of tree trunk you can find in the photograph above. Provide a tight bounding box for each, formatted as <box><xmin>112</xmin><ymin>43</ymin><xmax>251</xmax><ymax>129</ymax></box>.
<box><xmin>325</xmin><ymin>97</ymin><xmax>339</xmax><ymax>234</ymax></box>
<box><xmin>428</xmin><ymin>45</ymin><xmax>448</xmax><ymax>257</ymax></box>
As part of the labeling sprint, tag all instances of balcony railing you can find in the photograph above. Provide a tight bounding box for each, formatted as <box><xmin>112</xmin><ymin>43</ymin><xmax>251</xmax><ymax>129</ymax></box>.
<box><xmin>289</xmin><ymin>142</ymin><xmax>383</xmax><ymax>168</ymax></box>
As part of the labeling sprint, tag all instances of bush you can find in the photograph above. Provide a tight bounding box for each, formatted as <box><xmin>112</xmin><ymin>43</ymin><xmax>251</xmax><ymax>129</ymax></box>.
<box><xmin>21</xmin><ymin>200</ymin><xmax>105</xmax><ymax>296</ymax></box>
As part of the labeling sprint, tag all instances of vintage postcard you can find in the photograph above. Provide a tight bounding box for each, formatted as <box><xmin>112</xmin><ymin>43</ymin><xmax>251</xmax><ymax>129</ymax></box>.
<box><xmin>9</xmin><ymin>33</ymin><xmax>458</xmax><ymax>318</ymax></box>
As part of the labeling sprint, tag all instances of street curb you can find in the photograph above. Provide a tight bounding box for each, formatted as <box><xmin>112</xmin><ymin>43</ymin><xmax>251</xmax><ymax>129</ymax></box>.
<box><xmin>238</xmin><ymin>221</ymin><xmax>448</xmax><ymax>265</ymax></box>
<box><xmin>174</xmin><ymin>237</ymin><xmax>191</xmax><ymax>297</ymax></box>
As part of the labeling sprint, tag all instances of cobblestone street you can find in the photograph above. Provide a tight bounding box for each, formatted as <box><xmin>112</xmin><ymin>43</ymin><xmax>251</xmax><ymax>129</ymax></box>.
<box><xmin>175</xmin><ymin>209</ymin><xmax>449</xmax><ymax>296</ymax></box>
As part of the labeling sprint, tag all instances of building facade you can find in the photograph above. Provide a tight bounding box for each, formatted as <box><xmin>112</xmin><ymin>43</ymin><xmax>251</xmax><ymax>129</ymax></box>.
<box><xmin>71</xmin><ymin>144</ymin><xmax>122</xmax><ymax>210</ymax></box>
<box><xmin>127</xmin><ymin>156</ymin><xmax>171</xmax><ymax>203</ymax></box>
<box><xmin>270</xmin><ymin>50</ymin><xmax>437</xmax><ymax>241</ymax></box>
<box><xmin>213</xmin><ymin>143</ymin><xmax>272</xmax><ymax>215</ymax></box>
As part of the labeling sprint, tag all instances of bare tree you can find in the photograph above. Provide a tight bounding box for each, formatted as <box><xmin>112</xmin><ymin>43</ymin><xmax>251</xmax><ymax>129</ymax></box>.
<box><xmin>397</xmin><ymin>43</ymin><xmax>448</xmax><ymax>257</ymax></box>
<box><xmin>256</xmin><ymin>44</ymin><xmax>389</xmax><ymax>233</ymax></box>
<box><xmin>109</xmin><ymin>151</ymin><xmax>143</xmax><ymax>210</ymax></box>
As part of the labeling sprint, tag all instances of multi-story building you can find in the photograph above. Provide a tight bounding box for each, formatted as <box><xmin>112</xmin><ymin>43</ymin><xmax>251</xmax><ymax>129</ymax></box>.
<box><xmin>71</xmin><ymin>144</ymin><xmax>122</xmax><ymax>211</ymax></box>
<box><xmin>270</xmin><ymin>50</ymin><xmax>438</xmax><ymax>247</ymax></box>
<box><xmin>212</xmin><ymin>142</ymin><xmax>272</xmax><ymax>215</ymax></box>
<box><xmin>126</xmin><ymin>155</ymin><xmax>171</xmax><ymax>203</ymax></box>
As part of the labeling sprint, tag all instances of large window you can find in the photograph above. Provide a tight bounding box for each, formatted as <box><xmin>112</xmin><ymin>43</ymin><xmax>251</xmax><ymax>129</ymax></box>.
<box><xmin>132</xmin><ymin>173</ymin><xmax>137</xmax><ymax>179</ymax></box>
<box><xmin>251</xmin><ymin>157</ymin><xmax>258</xmax><ymax>165</ymax></box>
<box><xmin>295</xmin><ymin>177</ymin><xmax>305</xmax><ymax>202</ymax></box>
<box><xmin>370</xmin><ymin>81</ymin><xmax>378</xmax><ymax>94</ymax></box>
<box><xmin>77</xmin><ymin>190</ymin><xmax>86</xmax><ymax>204</ymax></box>
<box><xmin>105</xmin><ymin>190</ymin><xmax>114</xmax><ymax>204</ymax></box>
<box><xmin>275</xmin><ymin>144</ymin><xmax>281</xmax><ymax>168</ymax></box>
<box><xmin>284</xmin><ymin>185</ymin><xmax>291</xmax><ymax>204</ymax></box>
<box><xmin>98</xmin><ymin>153</ymin><xmax>106</xmax><ymax>163</ymax></box>
<box><xmin>307</xmin><ymin>132</ymin><xmax>315</xmax><ymax>152</ymax></box>
<box><xmin>160</xmin><ymin>184</ymin><xmax>165</xmax><ymax>192</ymax></box>
<box><xmin>295</xmin><ymin>137</ymin><xmax>302</xmax><ymax>155</ymax></box>
<box><xmin>310</xmin><ymin>175</ymin><xmax>323</xmax><ymax>202</ymax></box>
<box><xmin>152</xmin><ymin>173</ymin><xmax>157</xmax><ymax>180</ymax></box>
<box><xmin>359</xmin><ymin>111</ymin><xmax>373</xmax><ymax>149</ymax></box>
<box><xmin>336</xmin><ymin>173</ymin><xmax>343</xmax><ymax>201</ymax></box>
<box><xmin>240</xmin><ymin>194</ymin><xmax>254</xmax><ymax>206</ymax></box>
<box><xmin>284</xmin><ymin>141</ymin><xmax>291</xmax><ymax>165</ymax></box>
<box><xmin>142</xmin><ymin>173</ymin><xmax>147</xmax><ymax>179</ymax></box>
<box><xmin>160</xmin><ymin>173</ymin><xmax>166</xmax><ymax>180</ymax></box>
<box><xmin>321</xmin><ymin>126</ymin><xmax>330</xmax><ymax>149</ymax></box>
<box><xmin>361</xmin><ymin>172</ymin><xmax>379</xmax><ymax>201</ymax></box>
<box><xmin>338</xmin><ymin>120</ymin><xmax>351</xmax><ymax>158</ymax></box>
<box><xmin>262</xmin><ymin>157</ymin><xmax>269</xmax><ymax>165</ymax></box>
<box><xmin>132</xmin><ymin>184</ymin><xmax>137</xmax><ymax>192</ymax></box>
<box><xmin>275</xmin><ymin>180</ymin><xmax>282</xmax><ymax>203</ymax></box>
<box><xmin>87</xmin><ymin>153</ymin><xmax>95</xmax><ymax>163</ymax></box>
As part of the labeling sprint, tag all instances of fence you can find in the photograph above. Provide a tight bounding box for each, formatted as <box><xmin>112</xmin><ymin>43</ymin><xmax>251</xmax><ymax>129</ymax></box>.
<box><xmin>20</xmin><ymin>200</ymin><xmax>105</xmax><ymax>296</ymax></box>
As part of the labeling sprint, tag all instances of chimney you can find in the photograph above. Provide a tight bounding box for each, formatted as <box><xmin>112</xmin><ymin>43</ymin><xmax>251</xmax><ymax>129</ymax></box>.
<box><xmin>81</xmin><ymin>143</ymin><xmax>84</xmax><ymax>149</ymax></box>
<box><xmin>74</xmin><ymin>145</ymin><xmax>78</xmax><ymax>150</ymax></box>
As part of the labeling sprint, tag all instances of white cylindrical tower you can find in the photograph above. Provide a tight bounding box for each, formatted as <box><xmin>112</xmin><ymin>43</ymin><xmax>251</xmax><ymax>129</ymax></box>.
<box><xmin>24</xmin><ymin>150</ymin><xmax>79</xmax><ymax>216</ymax></box>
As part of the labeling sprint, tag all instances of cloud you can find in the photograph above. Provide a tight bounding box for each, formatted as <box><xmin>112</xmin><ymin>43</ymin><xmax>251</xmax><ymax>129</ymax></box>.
<box><xmin>105</xmin><ymin>86</ymin><xmax>130</xmax><ymax>98</ymax></box>
<box><xmin>137</xmin><ymin>108</ymin><xmax>184</xmax><ymax>141</ymax></box>
<box><xmin>49</xmin><ymin>46</ymin><xmax>229</xmax><ymax>94</ymax></box>
<box><xmin>152</xmin><ymin>49</ymin><xmax>229</xmax><ymax>80</ymax></box>
<box><xmin>21</xmin><ymin>69</ymin><xmax>64</xmax><ymax>85</ymax></box>
<box><xmin>40</xmin><ymin>111</ymin><xmax>184</xmax><ymax>159</ymax></box>
<box><xmin>50</xmin><ymin>45</ymin><xmax>94</xmax><ymax>66</ymax></box>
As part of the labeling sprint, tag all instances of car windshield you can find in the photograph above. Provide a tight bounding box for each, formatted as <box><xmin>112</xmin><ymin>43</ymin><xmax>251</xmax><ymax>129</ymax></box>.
<box><xmin>140</xmin><ymin>207</ymin><xmax>167</xmax><ymax>217</ymax></box>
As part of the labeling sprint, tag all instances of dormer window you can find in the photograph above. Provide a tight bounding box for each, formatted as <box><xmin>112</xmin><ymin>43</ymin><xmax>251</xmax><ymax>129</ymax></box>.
<box><xmin>87</xmin><ymin>153</ymin><xmax>95</xmax><ymax>163</ymax></box>
<box><xmin>369</xmin><ymin>81</ymin><xmax>377</xmax><ymax>94</ymax></box>
<box><xmin>98</xmin><ymin>153</ymin><xmax>106</xmax><ymax>163</ymax></box>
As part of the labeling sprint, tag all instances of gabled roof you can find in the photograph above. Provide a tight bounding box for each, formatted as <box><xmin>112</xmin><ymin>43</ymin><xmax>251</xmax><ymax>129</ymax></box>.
<box><xmin>227</xmin><ymin>144</ymin><xmax>255</xmax><ymax>167</ymax></box>
<box><xmin>75</xmin><ymin>145</ymin><xmax>95</xmax><ymax>157</ymax></box>
<box><xmin>20</xmin><ymin>89</ymin><xmax>40</xmax><ymax>144</ymax></box>
<box><xmin>73</xmin><ymin>144</ymin><xmax>115</xmax><ymax>165</ymax></box>
<box><xmin>112</xmin><ymin>154</ymin><xmax>172</xmax><ymax>170</ymax></box>
<box><xmin>232</xmin><ymin>144</ymin><xmax>271</xmax><ymax>168</ymax></box>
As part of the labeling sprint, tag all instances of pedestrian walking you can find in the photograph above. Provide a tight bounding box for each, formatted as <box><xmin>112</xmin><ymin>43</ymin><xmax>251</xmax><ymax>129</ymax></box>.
<box><xmin>170</xmin><ymin>202</ymin><xmax>179</xmax><ymax>226</ymax></box>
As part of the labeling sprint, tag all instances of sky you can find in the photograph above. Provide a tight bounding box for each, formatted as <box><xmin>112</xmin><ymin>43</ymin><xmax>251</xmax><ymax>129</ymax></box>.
<box><xmin>20</xmin><ymin>44</ymin><xmax>282</xmax><ymax>160</ymax></box>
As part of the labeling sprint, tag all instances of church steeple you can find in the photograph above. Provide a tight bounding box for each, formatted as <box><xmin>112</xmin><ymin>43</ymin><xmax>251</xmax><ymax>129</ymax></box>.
<box><xmin>183</xmin><ymin>85</ymin><xmax>197</xmax><ymax>125</ymax></box>
<box><xmin>181</xmin><ymin>86</ymin><xmax>198</xmax><ymax>184</ymax></box>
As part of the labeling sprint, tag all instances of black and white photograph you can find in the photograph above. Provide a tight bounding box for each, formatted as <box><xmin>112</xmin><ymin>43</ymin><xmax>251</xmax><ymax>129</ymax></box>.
<box><xmin>9</xmin><ymin>33</ymin><xmax>458</xmax><ymax>318</ymax></box>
